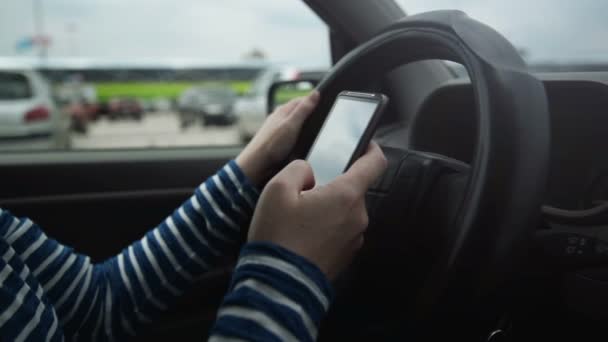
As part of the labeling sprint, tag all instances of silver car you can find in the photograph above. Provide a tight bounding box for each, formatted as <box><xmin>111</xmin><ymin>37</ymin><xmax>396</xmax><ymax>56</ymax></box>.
<box><xmin>0</xmin><ymin>70</ymin><xmax>70</xmax><ymax>150</ymax></box>
<box><xmin>177</xmin><ymin>86</ymin><xmax>237</xmax><ymax>128</ymax></box>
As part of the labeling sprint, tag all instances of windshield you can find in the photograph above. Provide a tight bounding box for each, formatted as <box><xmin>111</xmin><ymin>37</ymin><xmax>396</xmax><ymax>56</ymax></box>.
<box><xmin>0</xmin><ymin>1</ymin><xmax>329</xmax><ymax>151</ymax></box>
<box><xmin>0</xmin><ymin>72</ymin><xmax>32</xmax><ymax>100</ymax></box>
<box><xmin>399</xmin><ymin>0</ymin><xmax>608</xmax><ymax>72</ymax></box>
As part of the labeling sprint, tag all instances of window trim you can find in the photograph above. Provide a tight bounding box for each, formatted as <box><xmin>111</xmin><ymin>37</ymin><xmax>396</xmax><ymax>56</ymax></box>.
<box><xmin>0</xmin><ymin>145</ymin><xmax>243</xmax><ymax>166</ymax></box>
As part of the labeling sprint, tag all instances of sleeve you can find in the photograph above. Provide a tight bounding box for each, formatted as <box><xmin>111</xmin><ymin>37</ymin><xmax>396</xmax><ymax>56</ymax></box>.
<box><xmin>209</xmin><ymin>242</ymin><xmax>334</xmax><ymax>342</ymax></box>
<box><xmin>0</xmin><ymin>160</ymin><xmax>260</xmax><ymax>341</ymax></box>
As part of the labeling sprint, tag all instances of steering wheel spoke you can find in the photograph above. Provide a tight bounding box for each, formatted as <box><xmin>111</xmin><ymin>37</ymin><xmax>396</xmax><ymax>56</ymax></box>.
<box><xmin>339</xmin><ymin>147</ymin><xmax>471</xmax><ymax>311</ymax></box>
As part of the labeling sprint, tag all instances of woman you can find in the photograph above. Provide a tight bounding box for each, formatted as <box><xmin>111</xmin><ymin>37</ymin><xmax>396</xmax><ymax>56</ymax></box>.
<box><xmin>0</xmin><ymin>91</ymin><xmax>386</xmax><ymax>341</ymax></box>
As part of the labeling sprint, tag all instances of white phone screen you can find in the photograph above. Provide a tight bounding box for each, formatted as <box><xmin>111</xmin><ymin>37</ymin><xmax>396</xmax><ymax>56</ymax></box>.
<box><xmin>306</xmin><ymin>96</ymin><xmax>379</xmax><ymax>186</ymax></box>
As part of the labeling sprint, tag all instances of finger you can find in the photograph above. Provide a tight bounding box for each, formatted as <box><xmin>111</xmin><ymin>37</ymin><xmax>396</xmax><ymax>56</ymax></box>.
<box><xmin>275</xmin><ymin>97</ymin><xmax>303</xmax><ymax>116</ymax></box>
<box><xmin>351</xmin><ymin>199</ymin><xmax>369</xmax><ymax>234</ymax></box>
<box><xmin>289</xmin><ymin>90</ymin><xmax>320</xmax><ymax>125</ymax></box>
<box><xmin>271</xmin><ymin>159</ymin><xmax>316</xmax><ymax>193</ymax></box>
<box><xmin>338</xmin><ymin>142</ymin><xmax>387</xmax><ymax>195</ymax></box>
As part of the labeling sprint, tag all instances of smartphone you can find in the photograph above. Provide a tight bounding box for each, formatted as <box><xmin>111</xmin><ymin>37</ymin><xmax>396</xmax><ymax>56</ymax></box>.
<box><xmin>306</xmin><ymin>91</ymin><xmax>389</xmax><ymax>186</ymax></box>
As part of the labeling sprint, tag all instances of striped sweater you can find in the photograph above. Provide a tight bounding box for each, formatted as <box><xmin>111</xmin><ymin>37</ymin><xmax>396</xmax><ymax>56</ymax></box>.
<box><xmin>0</xmin><ymin>160</ymin><xmax>333</xmax><ymax>341</ymax></box>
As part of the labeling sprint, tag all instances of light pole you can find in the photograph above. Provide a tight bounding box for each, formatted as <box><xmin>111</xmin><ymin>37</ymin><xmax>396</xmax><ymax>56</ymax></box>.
<box><xmin>66</xmin><ymin>22</ymin><xmax>78</xmax><ymax>57</ymax></box>
<box><xmin>33</xmin><ymin>0</ymin><xmax>47</xmax><ymax>60</ymax></box>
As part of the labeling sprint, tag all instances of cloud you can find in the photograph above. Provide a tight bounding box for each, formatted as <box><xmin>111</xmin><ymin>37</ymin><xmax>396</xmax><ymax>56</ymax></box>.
<box><xmin>0</xmin><ymin>0</ymin><xmax>330</xmax><ymax>68</ymax></box>
<box><xmin>397</xmin><ymin>0</ymin><xmax>608</xmax><ymax>62</ymax></box>
<box><xmin>2</xmin><ymin>0</ymin><xmax>607</xmax><ymax>67</ymax></box>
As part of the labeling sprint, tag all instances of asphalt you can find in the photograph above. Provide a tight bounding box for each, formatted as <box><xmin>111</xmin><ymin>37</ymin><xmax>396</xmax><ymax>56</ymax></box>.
<box><xmin>71</xmin><ymin>111</ymin><xmax>240</xmax><ymax>149</ymax></box>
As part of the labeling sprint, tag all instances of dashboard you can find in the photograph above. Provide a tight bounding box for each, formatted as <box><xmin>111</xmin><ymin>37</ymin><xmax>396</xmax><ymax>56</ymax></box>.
<box><xmin>392</xmin><ymin>72</ymin><xmax>608</xmax><ymax>325</ymax></box>
<box><xmin>407</xmin><ymin>72</ymin><xmax>608</xmax><ymax>213</ymax></box>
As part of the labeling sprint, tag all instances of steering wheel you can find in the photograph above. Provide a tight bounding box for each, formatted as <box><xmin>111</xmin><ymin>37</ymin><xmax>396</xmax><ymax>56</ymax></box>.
<box><xmin>291</xmin><ymin>10</ymin><xmax>550</xmax><ymax>339</ymax></box>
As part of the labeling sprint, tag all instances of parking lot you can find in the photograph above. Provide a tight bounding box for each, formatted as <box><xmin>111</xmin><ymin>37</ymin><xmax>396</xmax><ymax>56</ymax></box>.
<box><xmin>72</xmin><ymin>111</ymin><xmax>241</xmax><ymax>149</ymax></box>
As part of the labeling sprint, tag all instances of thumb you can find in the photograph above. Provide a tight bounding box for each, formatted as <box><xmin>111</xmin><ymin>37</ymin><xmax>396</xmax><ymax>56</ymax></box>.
<box><xmin>271</xmin><ymin>159</ymin><xmax>316</xmax><ymax>193</ymax></box>
<box><xmin>338</xmin><ymin>142</ymin><xmax>387</xmax><ymax>195</ymax></box>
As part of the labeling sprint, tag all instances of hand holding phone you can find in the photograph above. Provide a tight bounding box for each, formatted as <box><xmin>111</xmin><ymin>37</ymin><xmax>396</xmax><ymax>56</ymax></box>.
<box><xmin>306</xmin><ymin>91</ymin><xmax>389</xmax><ymax>186</ymax></box>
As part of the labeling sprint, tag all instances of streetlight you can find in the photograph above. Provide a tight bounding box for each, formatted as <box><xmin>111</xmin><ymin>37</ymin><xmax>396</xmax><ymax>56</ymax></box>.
<box><xmin>66</xmin><ymin>22</ymin><xmax>78</xmax><ymax>56</ymax></box>
<box><xmin>33</xmin><ymin>0</ymin><xmax>47</xmax><ymax>60</ymax></box>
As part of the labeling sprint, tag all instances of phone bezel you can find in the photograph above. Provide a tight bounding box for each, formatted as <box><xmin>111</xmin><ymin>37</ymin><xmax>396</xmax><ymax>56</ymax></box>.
<box><xmin>306</xmin><ymin>90</ymin><xmax>389</xmax><ymax>175</ymax></box>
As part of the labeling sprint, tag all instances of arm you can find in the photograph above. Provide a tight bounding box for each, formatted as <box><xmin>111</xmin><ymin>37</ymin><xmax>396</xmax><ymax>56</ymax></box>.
<box><xmin>0</xmin><ymin>91</ymin><xmax>320</xmax><ymax>341</ymax></box>
<box><xmin>0</xmin><ymin>160</ymin><xmax>259</xmax><ymax>341</ymax></box>
<box><xmin>210</xmin><ymin>243</ymin><xmax>332</xmax><ymax>342</ymax></box>
<box><xmin>209</xmin><ymin>145</ymin><xmax>388</xmax><ymax>341</ymax></box>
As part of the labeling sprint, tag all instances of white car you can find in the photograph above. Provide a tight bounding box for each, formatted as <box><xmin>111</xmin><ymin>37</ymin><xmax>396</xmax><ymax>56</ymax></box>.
<box><xmin>235</xmin><ymin>66</ymin><xmax>300</xmax><ymax>142</ymax></box>
<box><xmin>0</xmin><ymin>70</ymin><xmax>70</xmax><ymax>150</ymax></box>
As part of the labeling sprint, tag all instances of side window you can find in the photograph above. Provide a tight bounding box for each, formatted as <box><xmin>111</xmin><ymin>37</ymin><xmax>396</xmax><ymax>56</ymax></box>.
<box><xmin>0</xmin><ymin>1</ymin><xmax>329</xmax><ymax>151</ymax></box>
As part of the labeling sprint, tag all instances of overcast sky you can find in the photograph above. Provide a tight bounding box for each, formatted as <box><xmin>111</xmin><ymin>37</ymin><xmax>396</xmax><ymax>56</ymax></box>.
<box><xmin>1</xmin><ymin>0</ymin><xmax>607</xmax><ymax>67</ymax></box>
<box><xmin>400</xmin><ymin>0</ymin><xmax>608</xmax><ymax>63</ymax></box>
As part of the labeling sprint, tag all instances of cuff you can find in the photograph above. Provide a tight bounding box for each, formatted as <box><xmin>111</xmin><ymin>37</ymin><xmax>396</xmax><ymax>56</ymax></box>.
<box><xmin>227</xmin><ymin>160</ymin><xmax>261</xmax><ymax>197</ymax></box>
<box><xmin>216</xmin><ymin>160</ymin><xmax>260</xmax><ymax>210</ymax></box>
<box><xmin>211</xmin><ymin>242</ymin><xmax>334</xmax><ymax>341</ymax></box>
<box><xmin>192</xmin><ymin>160</ymin><xmax>260</xmax><ymax>227</ymax></box>
<box><xmin>232</xmin><ymin>242</ymin><xmax>334</xmax><ymax>322</ymax></box>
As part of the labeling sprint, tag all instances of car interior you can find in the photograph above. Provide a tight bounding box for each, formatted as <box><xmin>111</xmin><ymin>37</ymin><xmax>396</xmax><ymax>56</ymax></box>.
<box><xmin>2</xmin><ymin>0</ymin><xmax>608</xmax><ymax>340</ymax></box>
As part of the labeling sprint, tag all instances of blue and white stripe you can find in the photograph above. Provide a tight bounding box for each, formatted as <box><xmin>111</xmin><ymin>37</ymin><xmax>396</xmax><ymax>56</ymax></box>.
<box><xmin>0</xmin><ymin>160</ymin><xmax>333</xmax><ymax>341</ymax></box>
<box><xmin>210</xmin><ymin>242</ymin><xmax>333</xmax><ymax>342</ymax></box>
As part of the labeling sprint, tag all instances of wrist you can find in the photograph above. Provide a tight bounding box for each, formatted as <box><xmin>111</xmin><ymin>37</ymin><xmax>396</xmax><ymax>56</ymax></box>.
<box><xmin>236</xmin><ymin>148</ymin><xmax>269</xmax><ymax>188</ymax></box>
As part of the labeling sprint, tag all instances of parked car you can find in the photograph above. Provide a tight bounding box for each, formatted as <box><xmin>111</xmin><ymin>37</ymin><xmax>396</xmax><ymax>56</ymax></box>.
<box><xmin>140</xmin><ymin>99</ymin><xmax>155</xmax><ymax>113</ymax></box>
<box><xmin>234</xmin><ymin>66</ymin><xmax>300</xmax><ymax>142</ymax></box>
<box><xmin>177</xmin><ymin>86</ymin><xmax>237</xmax><ymax>128</ymax></box>
<box><xmin>151</xmin><ymin>97</ymin><xmax>173</xmax><ymax>112</ymax></box>
<box><xmin>0</xmin><ymin>69</ymin><xmax>70</xmax><ymax>150</ymax></box>
<box><xmin>107</xmin><ymin>97</ymin><xmax>143</xmax><ymax>120</ymax></box>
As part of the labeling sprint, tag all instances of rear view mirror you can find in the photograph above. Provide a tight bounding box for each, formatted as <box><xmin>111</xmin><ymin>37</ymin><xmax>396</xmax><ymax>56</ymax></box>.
<box><xmin>267</xmin><ymin>80</ymin><xmax>319</xmax><ymax>114</ymax></box>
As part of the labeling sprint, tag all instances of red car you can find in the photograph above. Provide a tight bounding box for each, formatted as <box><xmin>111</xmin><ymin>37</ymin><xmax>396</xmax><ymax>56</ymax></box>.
<box><xmin>65</xmin><ymin>100</ymin><xmax>99</xmax><ymax>134</ymax></box>
<box><xmin>108</xmin><ymin>97</ymin><xmax>143</xmax><ymax>120</ymax></box>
